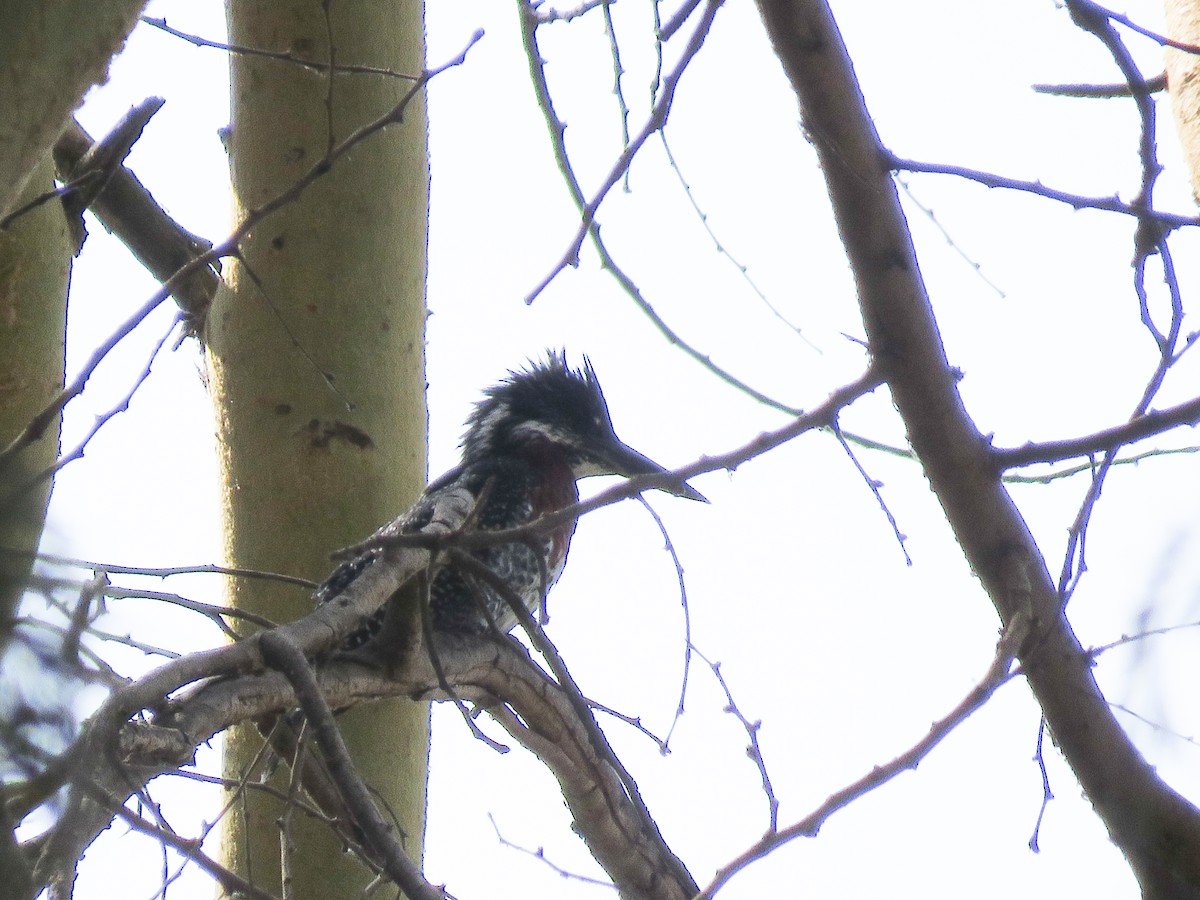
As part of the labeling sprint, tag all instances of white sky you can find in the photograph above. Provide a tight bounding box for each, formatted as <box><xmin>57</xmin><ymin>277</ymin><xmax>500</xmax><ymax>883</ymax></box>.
<box><xmin>38</xmin><ymin>0</ymin><xmax>1200</xmax><ymax>897</ymax></box>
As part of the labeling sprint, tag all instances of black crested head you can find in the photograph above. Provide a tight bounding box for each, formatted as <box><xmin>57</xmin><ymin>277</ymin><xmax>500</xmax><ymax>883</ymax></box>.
<box><xmin>461</xmin><ymin>351</ymin><xmax>609</xmax><ymax>465</ymax></box>
<box><xmin>461</xmin><ymin>351</ymin><xmax>706</xmax><ymax>501</ymax></box>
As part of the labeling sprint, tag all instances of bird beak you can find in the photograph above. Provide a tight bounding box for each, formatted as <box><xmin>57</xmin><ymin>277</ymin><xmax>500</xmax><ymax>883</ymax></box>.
<box><xmin>600</xmin><ymin>438</ymin><xmax>708</xmax><ymax>503</ymax></box>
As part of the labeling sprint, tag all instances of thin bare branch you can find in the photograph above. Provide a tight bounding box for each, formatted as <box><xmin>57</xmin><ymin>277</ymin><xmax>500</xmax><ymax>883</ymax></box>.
<box><xmin>832</xmin><ymin>422</ymin><xmax>911</xmax><ymax>565</ymax></box>
<box><xmin>140</xmin><ymin>16</ymin><xmax>421</xmax><ymax>80</ymax></box>
<box><xmin>1081</xmin><ymin>1</ymin><xmax>1200</xmax><ymax>54</ymax></box>
<box><xmin>993</xmin><ymin>393</ymin><xmax>1200</xmax><ymax>468</ymax></box>
<box><xmin>26</xmin><ymin>552</ymin><xmax>318</xmax><ymax>590</ymax></box>
<box><xmin>699</xmin><ymin>618</ymin><xmax>1026</xmax><ymax>897</ymax></box>
<box><xmin>523</xmin><ymin>0</ymin><xmax>720</xmax><ymax>298</ymax></box>
<box><xmin>889</xmin><ymin>154</ymin><xmax>1199</xmax><ymax>229</ymax></box>
<box><xmin>487</xmin><ymin>812</ymin><xmax>614</xmax><ymax>887</ymax></box>
<box><xmin>635</xmin><ymin>496</ymin><xmax>692</xmax><ymax>751</ymax></box>
<box><xmin>517</xmin><ymin>0</ymin><xmax>798</xmax><ymax>414</ymax></box>
<box><xmin>1033</xmin><ymin>72</ymin><xmax>1168</xmax><ymax>96</ymax></box>
<box><xmin>691</xmin><ymin>646</ymin><xmax>778</xmax><ymax>833</ymax></box>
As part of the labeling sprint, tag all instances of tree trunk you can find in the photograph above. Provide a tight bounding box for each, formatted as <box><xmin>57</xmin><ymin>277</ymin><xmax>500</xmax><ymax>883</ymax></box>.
<box><xmin>0</xmin><ymin>0</ymin><xmax>145</xmax><ymax>217</ymax></box>
<box><xmin>206</xmin><ymin>1</ymin><xmax>429</xmax><ymax>895</ymax></box>
<box><xmin>0</xmin><ymin>157</ymin><xmax>71</xmax><ymax>654</ymax></box>
<box><xmin>1165</xmin><ymin>0</ymin><xmax>1200</xmax><ymax>203</ymax></box>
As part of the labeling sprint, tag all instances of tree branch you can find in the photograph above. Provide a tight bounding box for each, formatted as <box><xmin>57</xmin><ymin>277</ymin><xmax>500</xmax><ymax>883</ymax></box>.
<box><xmin>993</xmin><ymin>393</ymin><xmax>1200</xmax><ymax>469</ymax></box>
<box><xmin>53</xmin><ymin>111</ymin><xmax>220</xmax><ymax>327</ymax></box>
<box><xmin>699</xmin><ymin>617</ymin><xmax>1026</xmax><ymax>897</ymax></box>
<box><xmin>258</xmin><ymin>630</ymin><xmax>445</xmax><ymax>900</ymax></box>
<box><xmin>752</xmin><ymin>0</ymin><xmax>1200</xmax><ymax>895</ymax></box>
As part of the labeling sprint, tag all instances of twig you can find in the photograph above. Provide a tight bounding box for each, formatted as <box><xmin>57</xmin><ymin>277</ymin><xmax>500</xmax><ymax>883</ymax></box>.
<box><xmin>486</xmin><ymin>813</ymin><xmax>613</xmax><ymax>887</ymax></box>
<box><xmin>635</xmin><ymin>496</ymin><xmax>692</xmax><ymax>750</ymax></box>
<box><xmin>1088</xmin><ymin>617</ymin><xmax>1200</xmax><ymax>659</ymax></box>
<box><xmin>77</xmin><ymin>778</ymin><xmax>280</xmax><ymax>900</ymax></box>
<box><xmin>992</xmin><ymin>393</ymin><xmax>1200</xmax><ymax>468</ymax></box>
<box><xmin>1028</xmin><ymin>717</ymin><xmax>1054</xmax><ymax>852</ymax></box>
<box><xmin>692</xmin><ymin>647</ymin><xmax>778</xmax><ymax>833</ymax></box>
<box><xmin>600</xmin><ymin>1</ymin><xmax>633</xmax><ymax>191</ymax></box>
<box><xmin>524</xmin><ymin>0</ymin><xmax>721</xmax><ymax>299</ymax></box>
<box><xmin>699</xmin><ymin>620</ymin><xmax>1025</xmax><ymax>897</ymax></box>
<box><xmin>102</xmin><ymin>585</ymin><xmax>277</xmax><ymax>635</ymax></box>
<box><xmin>895</xmin><ymin>175</ymin><xmax>1005</xmax><ymax>298</ymax></box>
<box><xmin>659</xmin><ymin>131</ymin><xmax>818</xmax><ymax>342</ymax></box>
<box><xmin>238</xmin><ymin>256</ymin><xmax>356</xmax><ymax>411</ymax></box>
<box><xmin>140</xmin><ymin>16</ymin><xmax>421</xmax><ymax>80</ymax></box>
<box><xmin>1032</xmin><ymin>72</ymin><xmax>1168</xmax><ymax>97</ymax></box>
<box><xmin>1001</xmin><ymin>445</ymin><xmax>1200</xmax><ymax>483</ymax></box>
<box><xmin>517</xmin><ymin>0</ymin><xmax>798</xmax><ymax>414</ymax></box>
<box><xmin>586</xmin><ymin>698</ymin><xmax>668</xmax><ymax>753</ymax></box>
<box><xmin>1080</xmin><ymin>2</ymin><xmax>1200</xmax><ymax>54</ymax></box>
<box><xmin>832</xmin><ymin>422</ymin><xmax>911</xmax><ymax>565</ymax></box>
<box><xmin>24</xmin><ymin>552</ymin><xmax>318</xmax><ymax>590</ymax></box>
<box><xmin>8</xmin><ymin>314</ymin><xmax>181</xmax><ymax>501</ymax></box>
<box><xmin>888</xmin><ymin>154</ymin><xmax>1200</xmax><ymax>229</ymax></box>
<box><xmin>279</xmin><ymin>717</ymin><xmax>308</xmax><ymax>900</ymax></box>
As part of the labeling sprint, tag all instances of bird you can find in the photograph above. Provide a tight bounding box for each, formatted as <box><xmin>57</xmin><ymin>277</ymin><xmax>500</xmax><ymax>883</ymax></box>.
<box><xmin>314</xmin><ymin>351</ymin><xmax>705</xmax><ymax>656</ymax></box>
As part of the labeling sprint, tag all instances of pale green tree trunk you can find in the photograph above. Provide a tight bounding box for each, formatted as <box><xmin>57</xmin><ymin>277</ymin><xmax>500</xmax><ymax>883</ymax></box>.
<box><xmin>1166</xmin><ymin>0</ymin><xmax>1200</xmax><ymax>203</ymax></box>
<box><xmin>206</xmin><ymin>2</ymin><xmax>430</xmax><ymax>896</ymax></box>
<box><xmin>1</xmin><ymin>0</ymin><xmax>134</xmax><ymax>646</ymax></box>
<box><xmin>0</xmin><ymin>158</ymin><xmax>71</xmax><ymax>649</ymax></box>
<box><xmin>0</xmin><ymin>0</ymin><xmax>145</xmax><ymax>216</ymax></box>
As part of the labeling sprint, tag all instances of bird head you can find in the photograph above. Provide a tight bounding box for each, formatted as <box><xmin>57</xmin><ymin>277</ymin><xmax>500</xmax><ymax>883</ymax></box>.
<box><xmin>461</xmin><ymin>352</ymin><xmax>706</xmax><ymax>502</ymax></box>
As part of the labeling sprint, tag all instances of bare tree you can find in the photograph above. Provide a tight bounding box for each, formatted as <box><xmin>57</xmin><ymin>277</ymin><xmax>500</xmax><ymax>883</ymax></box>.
<box><xmin>4</xmin><ymin>1</ymin><xmax>1200</xmax><ymax>899</ymax></box>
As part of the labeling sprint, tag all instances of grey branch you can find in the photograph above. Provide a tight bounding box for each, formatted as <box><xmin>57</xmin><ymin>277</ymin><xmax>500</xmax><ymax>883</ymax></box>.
<box><xmin>22</xmin><ymin>484</ymin><xmax>696</xmax><ymax>900</ymax></box>
<box><xmin>753</xmin><ymin>0</ymin><xmax>1200</xmax><ymax>894</ymax></box>
<box><xmin>52</xmin><ymin>104</ymin><xmax>220</xmax><ymax>328</ymax></box>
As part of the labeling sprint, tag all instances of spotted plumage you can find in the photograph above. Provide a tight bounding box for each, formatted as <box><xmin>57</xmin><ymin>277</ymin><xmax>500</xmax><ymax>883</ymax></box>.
<box><xmin>315</xmin><ymin>352</ymin><xmax>705</xmax><ymax>651</ymax></box>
